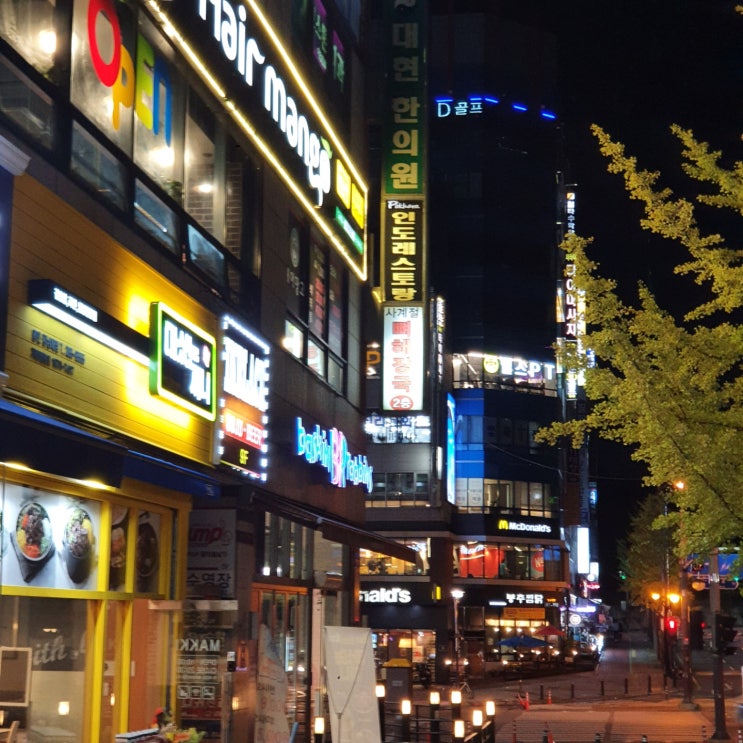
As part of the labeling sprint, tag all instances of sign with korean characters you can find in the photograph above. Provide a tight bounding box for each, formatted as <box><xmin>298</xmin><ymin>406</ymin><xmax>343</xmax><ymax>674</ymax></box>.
<box><xmin>382</xmin><ymin>304</ymin><xmax>425</xmax><ymax>412</ymax></box>
<box><xmin>382</xmin><ymin>198</ymin><xmax>424</xmax><ymax>303</ymax></box>
<box><xmin>381</xmin><ymin>1</ymin><xmax>428</xmax><ymax>304</ymax></box>
<box><xmin>216</xmin><ymin>315</ymin><xmax>270</xmax><ymax>479</ymax></box>
<box><xmin>149</xmin><ymin>303</ymin><xmax>216</xmax><ymax>420</ymax></box>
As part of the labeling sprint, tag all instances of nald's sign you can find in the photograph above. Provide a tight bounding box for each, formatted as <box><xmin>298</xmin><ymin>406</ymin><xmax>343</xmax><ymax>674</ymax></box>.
<box><xmin>163</xmin><ymin>0</ymin><xmax>367</xmax><ymax>277</ymax></box>
<box><xmin>295</xmin><ymin>417</ymin><xmax>373</xmax><ymax>492</ymax></box>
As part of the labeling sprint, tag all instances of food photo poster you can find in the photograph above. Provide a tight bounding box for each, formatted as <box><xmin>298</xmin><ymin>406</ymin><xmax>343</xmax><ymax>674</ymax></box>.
<box><xmin>1</xmin><ymin>484</ymin><xmax>101</xmax><ymax>589</ymax></box>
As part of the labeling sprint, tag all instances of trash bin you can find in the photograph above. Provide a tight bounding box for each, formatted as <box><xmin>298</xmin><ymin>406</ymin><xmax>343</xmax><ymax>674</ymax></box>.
<box><xmin>382</xmin><ymin>658</ymin><xmax>412</xmax><ymax>704</ymax></box>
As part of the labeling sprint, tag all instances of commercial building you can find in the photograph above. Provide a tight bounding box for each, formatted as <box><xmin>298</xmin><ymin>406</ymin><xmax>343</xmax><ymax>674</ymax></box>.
<box><xmin>361</xmin><ymin>2</ymin><xmax>595</xmax><ymax>684</ymax></box>
<box><xmin>0</xmin><ymin>2</ymin><xmax>398</xmax><ymax>741</ymax></box>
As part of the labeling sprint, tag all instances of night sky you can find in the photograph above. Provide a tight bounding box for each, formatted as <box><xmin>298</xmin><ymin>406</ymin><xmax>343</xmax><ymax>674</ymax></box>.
<box><xmin>547</xmin><ymin>0</ymin><xmax>743</xmax><ymax>601</ymax></box>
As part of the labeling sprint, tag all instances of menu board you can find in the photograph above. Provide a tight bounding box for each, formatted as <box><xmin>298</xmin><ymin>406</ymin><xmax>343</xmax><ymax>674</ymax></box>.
<box><xmin>1</xmin><ymin>484</ymin><xmax>101</xmax><ymax>590</ymax></box>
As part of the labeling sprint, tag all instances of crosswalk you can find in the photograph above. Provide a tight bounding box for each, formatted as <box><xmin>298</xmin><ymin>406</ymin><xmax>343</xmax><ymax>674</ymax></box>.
<box><xmin>500</xmin><ymin>708</ymin><xmax>713</xmax><ymax>742</ymax></box>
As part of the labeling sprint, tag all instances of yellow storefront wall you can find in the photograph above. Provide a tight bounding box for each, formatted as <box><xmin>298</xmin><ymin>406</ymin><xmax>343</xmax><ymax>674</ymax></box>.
<box><xmin>5</xmin><ymin>175</ymin><xmax>215</xmax><ymax>465</ymax></box>
<box><xmin>0</xmin><ymin>175</ymin><xmax>219</xmax><ymax>741</ymax></box>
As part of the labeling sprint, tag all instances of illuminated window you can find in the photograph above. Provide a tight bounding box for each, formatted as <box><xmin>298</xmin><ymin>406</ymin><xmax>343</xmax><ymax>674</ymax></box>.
<box><xmin>184</xmin><ymin>92</ymin><xmax>216</xmax><ymax>235</ymax></box>
<box><xmin>0</xmin><ymin>0</ymin><xmax>57</xmax><ymax>76</ymax></box>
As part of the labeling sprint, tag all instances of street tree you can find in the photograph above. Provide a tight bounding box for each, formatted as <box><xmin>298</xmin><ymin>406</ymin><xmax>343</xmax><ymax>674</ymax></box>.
<box><xmin>537</xmin><ymin>124</ymin><xmax>743</xmax><ymax>557</ymax></box>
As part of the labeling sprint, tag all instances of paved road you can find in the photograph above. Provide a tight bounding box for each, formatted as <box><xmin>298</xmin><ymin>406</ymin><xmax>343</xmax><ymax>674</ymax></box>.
<box><xmin>407</xmin><ymin>630</ymin><xmax>743</xmax><ymax>743</ymax></box>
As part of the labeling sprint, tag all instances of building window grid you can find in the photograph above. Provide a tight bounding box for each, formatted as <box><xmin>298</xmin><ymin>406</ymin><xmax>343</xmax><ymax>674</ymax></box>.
<box><xmin>0</xmin><ymin>39</ymin><xmax>249</xmax><ymax>308</ymax></box>
<box><xmin>368</xmin><ymin>471</ymin><xmax>430</xmax><ymax>507</ymax></box>
<box><xmin>456</xmin><ymin>478</ymin><xmax>554</xmax><ymax>518</ymax></box>
<box><xmin>454</xmin><ymin>541</ymin><xmax>563</xmax><ymax>582</ymax></box>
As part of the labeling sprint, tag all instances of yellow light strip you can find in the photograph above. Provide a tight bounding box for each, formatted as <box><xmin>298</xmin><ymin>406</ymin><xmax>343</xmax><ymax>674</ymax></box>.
<box><xmin>145</xmin><ymin>0</ymin><xmax>368</xmax><ymax>281</ymax></box>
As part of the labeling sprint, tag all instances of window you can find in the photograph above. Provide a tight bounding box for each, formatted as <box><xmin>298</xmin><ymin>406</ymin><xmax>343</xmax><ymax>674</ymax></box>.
<box><xmin>360</xmin><ymin>539</ymin><xmax>428</xmax><ymax>576</ymax></box>
<box><xmin>284</xmin><ymin>230</ymin><xmax>346</xmax><ymax>392</ymax></box>
<box><xmin>0</xmin><ymin>55</ymin><xmax>53</xmax><ymax>148</ymax></box>
<box><xmin>366</xmin><ymin>472</ymin><xmax>430</xmax><ymax>507</ymax></box>
<box><xmin>453</xmin><ymin>542</ymin><xmax>564</xmax><ymax>582</ymax></box>
<box><xmin>71</xmin><ymin>122</ymin><xmax>127</xmax><ymax>209</ymax></box>
<box><xmin>134</xmin><ymin>179</ymin><xmax>179</xmax><ymax>254</ymax></box>
<box><xmin>0</xmin><ymin>0</ymin><xmax>58</xmax><ymax>77</ymax></box>
<box><xmin>187</xmin><ymin>224</ymin><xmax>226</xmax><ymax>288</ymax></box>
<box><xmin>184</xmin><ymin>92</ymin><xmax>216</xmax><ymax>234</ymax></box>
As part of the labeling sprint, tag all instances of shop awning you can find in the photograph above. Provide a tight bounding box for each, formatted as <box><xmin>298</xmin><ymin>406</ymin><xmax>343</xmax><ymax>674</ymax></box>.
<box><xmin>123</xmin><ymin>451</ymin><xmax>221</xmax><ymax>500</ymax></box>
<box><xmin>0</xmin><ymin>398</ymin><xmax>127</xmax><ymax>487</ymax></box>
<box><xmin>250</xmin><ymin>491</ymin><xmax>417</xmax><ymax>563</ymax></box>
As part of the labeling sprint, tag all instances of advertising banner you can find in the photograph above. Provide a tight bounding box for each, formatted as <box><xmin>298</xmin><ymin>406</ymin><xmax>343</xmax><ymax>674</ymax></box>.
<box><xmin>324</xmin><ymin>626</ymin><xmax>381</xmax><ymax>743</ymax></box>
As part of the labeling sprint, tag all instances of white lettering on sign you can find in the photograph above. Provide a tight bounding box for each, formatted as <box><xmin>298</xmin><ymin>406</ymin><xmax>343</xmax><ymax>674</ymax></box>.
<box><xmin>223</xmin><ymin>336</ymin><xmax>269</xmax><ymax>412</ymax></box>
<box><xmin>52</xmin><ymin>286</ymin><xmax>98</xmax><ymax>323</ymax></box>
<box><xmin>360</xmin><ymin>587</ymin><xmax>412</xmax><ymax>604</ymax></box>
<box><xmin>197</xmin><ymin>0</ymin><xmax>332</xmax><ymax>205</ymax></box>
<box><xmin>163</xmin><ymin>319</ymin><xmax>212</xmax><ymax>405</ymax></box>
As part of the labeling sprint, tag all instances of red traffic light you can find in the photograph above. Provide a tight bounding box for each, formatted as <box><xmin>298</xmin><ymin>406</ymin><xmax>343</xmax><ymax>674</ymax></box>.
<box><xmin>666</xmin><ymin>617</ymin><xmax>679</xmax><ymax>634</ymax></box>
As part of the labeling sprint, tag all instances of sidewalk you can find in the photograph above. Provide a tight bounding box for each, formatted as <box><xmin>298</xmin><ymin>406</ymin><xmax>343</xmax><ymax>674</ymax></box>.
<box><xmin>412</xmin><ymin>630</ymin><xmax>743</xmax><ymax>739</ymax></box>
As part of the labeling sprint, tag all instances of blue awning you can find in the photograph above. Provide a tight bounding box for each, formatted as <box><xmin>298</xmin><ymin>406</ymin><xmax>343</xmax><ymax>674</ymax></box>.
<box><xmin>0</xmin><ymin>398</ymin><xmax>127</xmax><ymax>486</ymax></box>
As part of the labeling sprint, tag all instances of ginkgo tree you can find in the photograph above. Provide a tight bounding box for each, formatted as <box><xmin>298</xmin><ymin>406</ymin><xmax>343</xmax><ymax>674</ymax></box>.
<box><xmin>536</xmin><ymin>124</ymin><xmax>743</xmax><ymax>557</ymax></box>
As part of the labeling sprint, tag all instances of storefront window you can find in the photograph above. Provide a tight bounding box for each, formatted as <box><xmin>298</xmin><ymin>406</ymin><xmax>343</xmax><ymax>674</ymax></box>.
<box><xmin>258</xmin><ymin>589</ymin><xmax>309</xmax><ymax>740</ymax></box>
<box><xmin>134</xmin><ymin>178</ymin><xmax>179</xmax><ymax>253</ymax></box>
<box><xmin>262</xmin><ymin>514</ymin><xmax>313</xmax><ymax>581</ymax></box>
<box><xmin>360</xmin><ymin>539</ymin><xmax>428</xmax><ymax>576</ymax></box>
<box><xmin>453</xmin><ymin>542</ymin><xmax>564</xmax><ymax>582</ymax></box>
<box><xmin>0</xmin><ymin>597</ymin><xmax>87</xmax><ymax>738</ymax></box>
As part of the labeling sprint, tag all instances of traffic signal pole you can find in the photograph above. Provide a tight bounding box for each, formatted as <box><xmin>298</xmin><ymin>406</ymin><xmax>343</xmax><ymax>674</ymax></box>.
<box><xmin>710</xmin><ymin>549</ymin><xmax>730</xmax><ymax>741</ymax></box>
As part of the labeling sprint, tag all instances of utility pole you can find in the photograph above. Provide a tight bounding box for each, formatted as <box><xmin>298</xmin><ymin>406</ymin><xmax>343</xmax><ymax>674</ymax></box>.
<box><xmin>710</xmin><ymin>549</ymin><xmax>730</xmax><ymax>741</ymax></box>
<box><xmin>678</xmin><ymin>559</ymin><xmax>695</xmax><ymax>709</ymax></box>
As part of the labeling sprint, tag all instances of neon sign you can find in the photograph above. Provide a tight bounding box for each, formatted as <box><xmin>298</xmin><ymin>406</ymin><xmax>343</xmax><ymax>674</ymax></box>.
<box><xmin>150</xmin><ymin>303</ymin><xmax>216</xmax><ymax>420</ymax></box>
<box><xmin>295</xmin><ymin>417</ymin><xmax>373</xmax><ymax>492</ymax></box>
<box><xmin>217</xmin><ymin>316</ymin><xmax>270</xmax><ymax>479</ymax></box>
<box><xmin>156</xmin><ymin>0</ymin><xmax>367</xmax><ymax>277</ymax></box>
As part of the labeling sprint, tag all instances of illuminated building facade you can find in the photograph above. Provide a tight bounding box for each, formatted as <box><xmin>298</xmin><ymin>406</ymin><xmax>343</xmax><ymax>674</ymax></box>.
<box><xmin>361</xmin><ymin>2</ymin><xmax>592</xmax><ymax>682</ymax></box>
<box><xmin>0</xmin><ymin>2</ymin><xmax>404</xmax><ymax>741</ymax></box>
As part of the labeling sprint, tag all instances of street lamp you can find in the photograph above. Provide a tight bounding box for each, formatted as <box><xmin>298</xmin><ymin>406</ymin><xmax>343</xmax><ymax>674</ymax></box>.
<box><xmin>451</xmin><ymin>588</ymin><xmax>464</xmax><ymax>683</ymax></box>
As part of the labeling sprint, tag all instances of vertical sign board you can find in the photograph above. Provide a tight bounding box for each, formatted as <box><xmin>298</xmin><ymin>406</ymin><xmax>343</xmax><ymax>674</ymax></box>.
<box><xmin>382</xmin><ymin>198</ymin><xmax>425</xmax><ymax>303</ymax></box>
<box><xmin>381</xmin><ymin>0</ymin><xmax>428</xmax><ymax>305</ymax></box>
<box><xmin>149</xmin><ymin>303</ymin><xmax>216</xmax><ymax>420</ymax></box>
<box><xmin>215</xmin><ymin>315</ymin><xmax>271</xmax><ymax>480</ymax></box>
<box><xmin>382</xmin><ymin>304</ymin><xmax>425</xmax><ymax>412</ymax></box>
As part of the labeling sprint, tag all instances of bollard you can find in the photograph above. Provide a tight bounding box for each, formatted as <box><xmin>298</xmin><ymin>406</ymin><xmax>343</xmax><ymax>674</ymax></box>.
<box><xmin>702</xmin><ymin>725</ymin><xmax>707</xmax><ymax>743</ymax></box>
<box><xmin>594</xmin><ymin>733</ymin><xmax>601</xmax><ymax>743</ymax></box>
<box><xmin>647</xmin><ymin>675</ymin><xmax>652</xmax><ymax>695</ymax></box>
<box><xmin>624</xmin><ymin>677</ymin><xmax>628</xmax><ymax>694</ymax></box>
<box><xmin>547</xmin><ymin>690</ymin><xmax>552</xmax><ymax>705</ymax></box>
<box><xmin>570</xmin><ymin>683</ymin><xmax>575</xmax><ymax>700</ymax></box>
<box><xmin>542</xmin><ymin>726</ymin><xmax>549</xmax><ymax>743</ymax></box>
<box><xmin>540</xmin><ymin>684</ymin><xmax>544</xmax><ymax>701</ymax></box>
<box><xmin>600</xmin><ymin>680</ymin><xmax>605</xmax><ymax>697</ymax></box>
<box><xmin>525</xmin><ymin>692</ymin><xmax>530</xmax><ymax>711</ymax></box>
<box><xmin>737</xmin><ymin>728</ymin><xmax>742</xmax><ymax>743</ymax></box>
<box><xmin>512</xmin><ymin>721</ymin><xmax>517</xmax><ymax>743</ymax></box>
<box><xmin>641</xmin><ymin>736</ymin><xmax>647</xmax><ymax>743</ymax></box>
